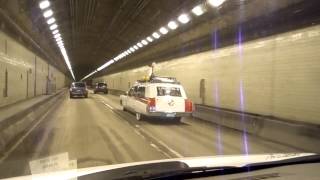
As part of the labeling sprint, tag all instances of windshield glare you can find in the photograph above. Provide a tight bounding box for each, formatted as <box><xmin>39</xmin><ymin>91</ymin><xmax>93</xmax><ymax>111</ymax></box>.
<box><xmin>0</xmin><ymin>0</ymin><xmax>319</xmax><ymax>179</ymax></box>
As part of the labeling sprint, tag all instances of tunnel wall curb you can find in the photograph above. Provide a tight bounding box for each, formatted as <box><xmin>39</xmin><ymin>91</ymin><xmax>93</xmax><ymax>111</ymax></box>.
<box><xmin>107</xmin><ymin>88</ymin><xmax>320</xmax><ymax>153</ymax></box>
<box><xmin>0</xmin><ymin>90</ymin><xmax>66</xmax><ymax>156</ymax></box>
<box><xmin>193</xmin><ymin>104</ymin><xmax>320</xmax><ymax>153</ymax></box>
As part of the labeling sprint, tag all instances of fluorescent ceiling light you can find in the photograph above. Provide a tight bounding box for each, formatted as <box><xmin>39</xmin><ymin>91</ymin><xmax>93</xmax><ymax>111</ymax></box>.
<box><xmin>137</xmin><ymin>42</ymin><xmax>143</xmax><ymax>47</ymax></box>
<box><xmin>147</xmin><ymin>36</ymin><xmax>153</xmax><ymax>42</ymax></box>
<box><xmin>47</xmin><ymin>17</ymin><xmax>55</xmax><ymax>24</ymax></box>
<box><xmin>192</xmin><ymin>5</ymin><xmax>205</xmax><ymax>16</ymax></box>
<box><xmin>152</xmin><ymin>32</ymin><xmax>160</xmax><ymax>39</ymax></box>
<box><xmin>178</xmin><ymin>14</ymin><xmax>190</xmax><ymax>24</ymax></box>
<box><xmin>159</xmin><ymin>27</ymin><xmax>168</xmax><ymax>34</ymax></box>
<box><xmin>130</xmin><ymin>47</ymin><xmax>135</xmax><ymax>52</ymax></box>
<box><xmin>208</xmin><ymin>0</ymin><xmax>226</xmax><ymax>7</ymax></box>
<box><xmin>49</xmin><ymin>23</ymin><xmax>57</xmax><ymax>30</ymax></box>
<box><xmin>43</xmin><ymin>9</ymin><xmax>53</xmax><ymax>18</ymax></box>
<box><xmin>168</xmin><ymin>21</ymin><xmax>178</xmax><ymax>30</ymax></box>
<box><xmin>54</xmin><ymin>33</ymin><xmax>61</xmax><ymax>38</ymax></box>
<box><xmin>52</xmin><ymin>29</ymin><xmax>59</xmax><ymax>35</ymax></box>
<box><xmin>141</xmin><ymin>40</ymin><xmax>148</xmax><ymax>45</ymax></box>
<box><xmin>133</xmin><ymin>45</ymin><xmax>139</xmax><ymax>50</ymax></box>
<box><xmin>55</xmin><ymin>37</ymin><xmax>62</xmax><ymax>41</ymax></box>
<box><xmin>97</xmin><ymin>60</ymin><xmax>115</xmax><ymax>71</ymax></box>
<box><xmin>39</xmin><ymin>1</ymin><xmax>50</xmax><ymax>9</ymax></box>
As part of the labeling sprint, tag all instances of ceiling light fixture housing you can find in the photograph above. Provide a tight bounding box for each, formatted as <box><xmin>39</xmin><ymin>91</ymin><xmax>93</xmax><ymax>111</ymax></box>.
<box><xmin>147</xmin><ymin>36</ymin><xmax>153</xmax><ymax>42</ymax></box>
<box><xmin>43</xmin><ymin>9</ymin><xmax>53</xmax><ymax>18</ymax></box>
<box><xmin>178</xmin><ymin>14</ymin><xmax>190</xmax><ymax>24</ymax></box>
<box><xmin>39</xmin><ymin>0</ymin><xmax>50</xmax><ymax>9</ymax></box>
<box><xmin>192</xmin><ymin>5</ymin><xmax>205</xmax><ymax>16</ymax></box>
<box><xmin>168</xmin><ymin>21</ymin><xmax>178</xmax><ymax>30</ymax></box>
<box><xmin>208</xmin><ymin>0</ymin><xmax>226</xmax><ymax>7</ymax></box>
<box><xmin>141</xmin><ymin>40</ymin><xmax>148</xmax><ymax>45</ymax></box>
<box><xmin>137</xmin><ymin>42</ymin><xmax>143</xmax><ymax>47</ymax></box>
<box><xmin>159</xmin><ymin>27</ymin><xmax>169</xmax><ymax>34</ymax></box>
<box><xmin>49</xmin><ymin>24</ymin><xmax>57</xmax><ymax>30</ymax></box>
<box><xmin>52</xmin><ymin>29</ymin><xmax>59</xmax><ymax>35</ymax></box>
<box><xmin>152</xmin><ymin>32</ymin><xmax>160</xmax><ymax>39</ymax></box>
<box><xmin>47</xmin><ymin>17</ymin><xmax>55</xmax><ymax>24</ymax></box>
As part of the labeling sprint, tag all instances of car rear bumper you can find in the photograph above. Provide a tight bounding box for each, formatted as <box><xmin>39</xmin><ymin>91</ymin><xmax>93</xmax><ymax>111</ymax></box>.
<box><xmin>145</xmin><ymin>111</ymin><xmax>192</xmax><ymax>118</ymax></box>
<box><xmin>70</xmin><ymin>92</ymin><xmax>87</xmax><ymax>96</ymax></box>
<box><xmin>94</xmin><ymin>89</ymin><xmax>108</xmax><ymax>92</ymax></box>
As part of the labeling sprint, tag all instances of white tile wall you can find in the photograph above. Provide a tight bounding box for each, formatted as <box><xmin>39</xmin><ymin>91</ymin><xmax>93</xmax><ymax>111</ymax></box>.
<box><xmin>94</xmin><ymin>25</ymin><xmax>320</xmax><ymax>124</ymax></box>
<box><xmin>0</xmin><ymin>31</ymin><xmax>68</xmax><ymax>108</ymax></box>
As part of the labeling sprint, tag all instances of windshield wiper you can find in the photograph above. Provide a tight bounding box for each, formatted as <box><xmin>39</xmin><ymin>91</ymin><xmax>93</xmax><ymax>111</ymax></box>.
<box><xmin>148</xmin><ymin>154</ymin><xmax>320</xmax><ymax>180</ymax></box>
<box><xmin>79</xmin><ymin>154</ymin><xmax>320</xmax><ymax>180</ymax></box>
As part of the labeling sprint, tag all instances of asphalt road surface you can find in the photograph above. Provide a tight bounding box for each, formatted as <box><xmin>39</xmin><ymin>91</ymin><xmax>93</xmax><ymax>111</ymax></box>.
<box><xmin>0</xmin><ymin>91</ymin><xmax>298</xmax><ymax>179</ymax></box>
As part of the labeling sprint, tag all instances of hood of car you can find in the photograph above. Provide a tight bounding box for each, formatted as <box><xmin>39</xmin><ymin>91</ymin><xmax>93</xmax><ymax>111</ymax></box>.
<box><xmin>6</xmin><ymin>153</ymin><xmax>316</xmax><ymax>180</ymax></box>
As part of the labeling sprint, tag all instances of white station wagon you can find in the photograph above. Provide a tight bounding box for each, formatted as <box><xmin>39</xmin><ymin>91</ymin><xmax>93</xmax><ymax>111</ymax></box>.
<box><xmin>120</xmin><ymin>76</ymin><xmax>193</xmax><ymax>122</ymax></box>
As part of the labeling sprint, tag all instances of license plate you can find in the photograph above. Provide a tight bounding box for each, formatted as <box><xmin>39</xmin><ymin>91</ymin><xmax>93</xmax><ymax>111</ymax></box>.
<box><xmin>166</xmin><ymin>113</ymin><xmax>176</xmax><ymax>117</ymax></box>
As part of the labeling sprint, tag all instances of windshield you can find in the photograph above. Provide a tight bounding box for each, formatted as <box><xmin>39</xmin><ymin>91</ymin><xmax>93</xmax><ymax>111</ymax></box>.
<box><xmin>157</xmin><ymin>87</ymin><xmax>182</xmax><ymax>97</ymax></box>
<box><xmin>97</xmin><ymin>83</ymin><xmax>106</xmax><ymax>87</ymax></box>
<box><xmin>0</xmin><ymin>0</ymin><xmax>319</xmax><ymax>179</ymax></box>
<box><xmin>73</xmin><ymin>82</ymin><xmax>86</xmax><ymax>87</ymax></box>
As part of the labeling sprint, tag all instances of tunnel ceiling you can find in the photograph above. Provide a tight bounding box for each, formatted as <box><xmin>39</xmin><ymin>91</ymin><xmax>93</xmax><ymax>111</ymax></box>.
<box><xmin>2</xmin><ymin>0</ymin><xmax>318</xmax><ymax>80</ymax></box>
<box><xmin>13</xmin><ymin>0</ymin><xmax>203</xmax><ymax>79</ymax></box>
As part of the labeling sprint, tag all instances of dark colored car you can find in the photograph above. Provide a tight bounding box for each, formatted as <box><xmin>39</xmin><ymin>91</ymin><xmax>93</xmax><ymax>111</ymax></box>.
<box><xmin>94</xmin><ymin>82</ymin><xmax>108</xmax><ymax>94</ymax></box>
<box><xmin>69</xmin><ymin>82</ymin><xmax>88</xmax><ymax>98</ymax></box>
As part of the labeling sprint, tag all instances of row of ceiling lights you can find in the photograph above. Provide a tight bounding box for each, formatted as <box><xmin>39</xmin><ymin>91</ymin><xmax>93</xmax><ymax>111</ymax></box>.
<box><xmin>39</xmin><ymin>0</ymin><xmax>75</xmax><ymax>80</ymax></box>
<box><xmin>80</xmin><ymin>0</ymin><xmax>226</xmax><ymax>81</ymax></box>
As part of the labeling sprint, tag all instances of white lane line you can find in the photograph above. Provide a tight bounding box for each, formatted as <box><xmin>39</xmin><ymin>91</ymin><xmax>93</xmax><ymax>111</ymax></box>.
<box><xmin>93</xmin><ymin>94</ymin><xmax>184</xmax><ymax>158</ymax></box>
<box><xmin>95</xmin><ymin>96</ymin><xmax>114</xmax><ymax>110</ymax></box>
<box><xmin>0</xmin><ymin>105</ymin><xmax>54</xmax><ymax>163</ymax></box>
<box><xmin>101</xmin><ymin>101</ymin><xmax>114</xmax><ymax>110</ymax></box>
<box><xmin>134</xmin><ymin>130</ymin><xmax>146</xmax><ymax>140</ymax></box>
<box><xmin>137</xmin><ymin>127</ymin><xmax>184</xmax><ymax>158</ymax></box>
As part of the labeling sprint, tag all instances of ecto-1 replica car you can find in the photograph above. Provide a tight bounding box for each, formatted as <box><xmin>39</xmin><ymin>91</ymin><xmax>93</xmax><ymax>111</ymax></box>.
<box><xmin>120</xmin><ymin>76</ymin><xmax>193</xmax><ymax>122</ymax></box>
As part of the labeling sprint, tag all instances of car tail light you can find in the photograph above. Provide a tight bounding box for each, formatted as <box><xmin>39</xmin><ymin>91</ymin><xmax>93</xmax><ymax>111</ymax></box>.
<box><xmin>185</xmin><ymin>99</ymin><xmax>193</xmax><ymax>112</ymax></box>
<box><xmin>147</xmin><ymin>98</ymin><xmax>156</xmax><ymax>112</ymax></box>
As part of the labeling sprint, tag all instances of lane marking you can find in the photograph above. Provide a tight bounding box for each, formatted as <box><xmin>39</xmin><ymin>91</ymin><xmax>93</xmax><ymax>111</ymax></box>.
<box><xmin>137</xmin><ymin>126</ymin><xmax>184</xmax><ymax>158</ymax></box>
<box><xmin>102</xmin><ymin>102</ymin><xmax>114</xmax><ymax>110</ymax></box>
<box><xmin>92</xmin><ymin>94</ymin><xmax>184</xmax><ymax>158</ymax></box>
<box><xmin>133</xmin><ymin>130</ymin><xmax>146</xmax><ymax>140</ymax></box>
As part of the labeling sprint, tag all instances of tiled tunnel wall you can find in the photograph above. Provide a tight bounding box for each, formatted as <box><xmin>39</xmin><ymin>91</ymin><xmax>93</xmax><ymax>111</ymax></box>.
<box><xmin>0</xmin><ymin>30</ymin><xmax>69</xmax><ymax>108</ymax></box>
<box><xmin>94</xmin><ymin>25</ymin><xmax>320</xmax><ymax>125</ymax></box>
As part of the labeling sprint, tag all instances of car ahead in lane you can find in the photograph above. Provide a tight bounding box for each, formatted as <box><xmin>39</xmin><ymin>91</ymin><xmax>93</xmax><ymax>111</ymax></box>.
<box><xmin>120</xmin><ymin>76</ymin><xmax>193</xmax><ymax>122</ymax></box>
<box><xmin>94</xmin><ymin>82</ymin><xmax>108</xmax><ymax>94</ymax></box>
<box><xmin>69</xmin><ymin>82</ymin><xmax>88</xmax><ymax>98</ymax></box>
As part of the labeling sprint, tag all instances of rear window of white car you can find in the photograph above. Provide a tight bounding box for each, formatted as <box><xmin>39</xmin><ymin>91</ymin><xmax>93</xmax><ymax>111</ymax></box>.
<box><xmin>157</xmin><ymin>87</ymin><xmax>181</xmax><ymax>97</ymax></box>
